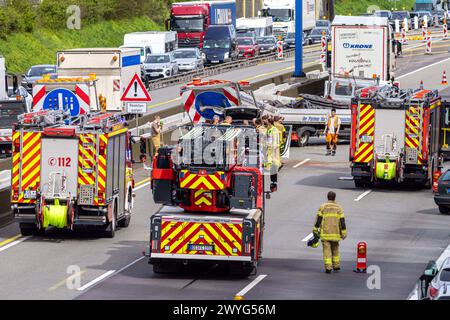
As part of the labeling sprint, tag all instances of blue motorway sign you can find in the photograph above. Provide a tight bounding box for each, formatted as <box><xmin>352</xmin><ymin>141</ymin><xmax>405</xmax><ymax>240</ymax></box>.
<box><xmin>43</xmin><ymin>88</ymin><xmax>80</xmax><ymax>117</ymax></box>
<box><xmin>194</xmin><ymin>91</ymin><xmax>231</xmax><ymax>121</ymax></box>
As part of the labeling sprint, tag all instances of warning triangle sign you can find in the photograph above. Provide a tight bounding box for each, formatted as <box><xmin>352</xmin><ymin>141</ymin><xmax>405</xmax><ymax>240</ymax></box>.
<box><xmin>121</xmin><ymin>74</ymin><xmax>152</xmax><ymax>102</ymax></box>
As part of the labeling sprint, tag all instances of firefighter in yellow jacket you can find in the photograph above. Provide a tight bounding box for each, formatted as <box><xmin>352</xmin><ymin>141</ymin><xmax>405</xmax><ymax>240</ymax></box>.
<box><xmin>325</xmin><ymin>108</ymin><xmax>341</xmax><ymax>156</ymax></box>
<box><xmin>313</xmin><ymin>191</ymin><xmax>347</xmax><ymax>273</ymax></box>
<box><xmin>266</xmin><ymin>118</ymin><xmax>280</xmax><ymax>190</ymax></box>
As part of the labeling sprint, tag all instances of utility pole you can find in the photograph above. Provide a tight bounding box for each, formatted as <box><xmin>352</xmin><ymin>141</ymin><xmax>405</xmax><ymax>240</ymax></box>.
<box><xmin>293</xmin><ymin>0</ymin><xmax>305</xmax><ymax>77</ymax></box>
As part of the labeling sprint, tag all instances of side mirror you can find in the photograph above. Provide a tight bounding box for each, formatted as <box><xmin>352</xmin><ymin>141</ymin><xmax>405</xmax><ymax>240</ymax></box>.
<box><xmin>424</xmin><ymin>260</ymin><xmax>438</xmax><ymax>277</ymax></box>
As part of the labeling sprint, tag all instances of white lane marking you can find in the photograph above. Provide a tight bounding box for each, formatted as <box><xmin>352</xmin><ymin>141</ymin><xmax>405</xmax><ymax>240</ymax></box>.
<box><xmin>0</xmin><ymin>236</ymin><xmax>31</xmax><ymax>253</ymax></box>
<box><xmin>133</xmin><ymin>181</ymin><xmax>151</xmax><ymax>192</ymax></box>
<box><xmin>235</xmin><ymin>274</ymin><xmax>267</xmax><ymax>297</ymax></box>
<box><xmin>115</xmin><ymin>256</ymin><xmax>145</xmax><ymax>274</ymax></box>
<box><xmin>404</xmin><ymin>37</ymin><xmax>444</xmax><ymax>51</ymax></box>
<box><xmin>302</xmin><ymin>233</ymin><xmax>313</xmax><ymax>242</ymax></box>
<box><xmin>77</xmin><ymin>270</ymin><xmax>115</xmax><ymax>291</ymax></box>
<box><xmin>293</xmin><ymin>158</ymin><xmax>311</xmax><ymax>168</ymax></box>
<box><xmin>354</xmin><ymin>190</ymin><xmax>372</xmax><ymax>202</ymax></box>
<box><xmin>76</xmin><ymin>256</ymin><xmax>145</xmax><ymax>292</ymax></box>
<box><xmin>397</xmin><ymin>56</ymin><xmax>450</xmax><ymax>79</ymax></box>
<box><xmin>339</xmin><ymin>176</ymin><xmax>354</xmax><ymax>181</ymax></box>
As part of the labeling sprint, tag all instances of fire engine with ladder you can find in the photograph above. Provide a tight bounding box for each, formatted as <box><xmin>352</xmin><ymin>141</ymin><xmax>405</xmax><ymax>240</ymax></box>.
<box><xmin>350</xmin><ymin>85</ymin><xmax>443</xmax><ymax>188</ymax></box>
<box><xmin>11</xmin><ymin>109</ymin><xmax>134</xmax><ymax>237</ymax></box>
<box><xmin>148</xmin><ymin>79</ymin><xmax>279</xmax><ymax>275</ymax></box>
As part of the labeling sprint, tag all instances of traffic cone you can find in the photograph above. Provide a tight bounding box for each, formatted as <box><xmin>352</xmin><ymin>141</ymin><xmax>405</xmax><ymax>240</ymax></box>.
<box><xmin>353</xmin><ymin>242</ymin><xmax>367</xmax><ymax>273</ymax></box>
<box><xmin>443</xmin><ymin>70</ymin><xmax>448</xmax><ymax>85</ymax></box>
<box><xmin>420</xmin><ymin>80</ymin><xmax>424</xmax><ymax>89</ymax></box>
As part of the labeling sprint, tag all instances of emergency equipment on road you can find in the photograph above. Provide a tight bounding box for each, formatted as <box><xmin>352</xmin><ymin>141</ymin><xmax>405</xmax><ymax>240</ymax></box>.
<box><xmin>11</xmin><ymin>110</ymin><xmax>134</xmax><ymax>237</ymax></box>
<box><xmin>350</xmin><ymin>85</ymin><xmax>443</xmax><ymax>188</ymax></box>
<box><xmin>148</xmin><ymin>79</ymin><xmax>278</xmax><ymax>275</ymax></box>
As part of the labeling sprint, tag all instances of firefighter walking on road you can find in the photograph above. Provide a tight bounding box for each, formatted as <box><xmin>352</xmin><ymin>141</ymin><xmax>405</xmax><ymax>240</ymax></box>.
<box><xmin>325</xmin><ymin>108</ymin><xmax>341</xmax><ymax>156</ymax></box>
<box><xmin>313</xmin><ymin>191</ymin><xmax>347</xmax><ymax>273</ymax></box>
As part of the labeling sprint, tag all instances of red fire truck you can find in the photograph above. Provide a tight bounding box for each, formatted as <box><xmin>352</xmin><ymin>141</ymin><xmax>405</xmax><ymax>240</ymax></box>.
<box><xmin>11</xmin><ymin>110</ymin><xmax>134</xmax><ymax>237</ymax></box>
<box><xmin>148</xmin><ymin>79</ymin><xmax>275</xmax><ymax>275</ymax></box>
<box><xmin>350</xmin><ymin>85</ymin><xmax>442</xmax><ymax>188</ymax></box>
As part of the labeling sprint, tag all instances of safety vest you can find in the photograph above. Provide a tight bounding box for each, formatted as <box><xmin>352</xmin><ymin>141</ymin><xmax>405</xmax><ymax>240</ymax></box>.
<box><xmin>267</xmin><ymin>125</ymin><xmax>281</xmax><ymax>167</ymax></box>
<box><xmin>313</xmin><ymin>201</ymin><xmax>347</xmax><ymax>241</ymax></box>
<box><xmin>326</xmin><ymin>116</ymin><xmax>340</xmax><ymax>133</ymax></box>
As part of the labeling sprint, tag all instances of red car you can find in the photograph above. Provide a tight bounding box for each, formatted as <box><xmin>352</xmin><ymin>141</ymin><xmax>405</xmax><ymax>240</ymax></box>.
<box><xmin>237</xmin><ymin>37</ymin><xmax>259</xmax><ymax>59</ymax></box>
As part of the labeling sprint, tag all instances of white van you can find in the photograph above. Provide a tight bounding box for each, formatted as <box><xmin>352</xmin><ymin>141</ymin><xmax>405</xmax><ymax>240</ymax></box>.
<box><xmin>121</xmin><ymin>31</ymin><xmax>178</xmax><ymax>63</ymax></box>
<box><xmin>236</xmin><ymin>17</ymin><xmax>273</xmax><ymax>37</ymax></box>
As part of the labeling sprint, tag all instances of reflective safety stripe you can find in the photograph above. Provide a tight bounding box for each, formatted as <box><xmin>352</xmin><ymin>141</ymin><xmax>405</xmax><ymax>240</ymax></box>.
<box><xmin>323</xmin><ymin>258</ymin><xmax>332</xmax><ymax>264</ymax></box>
<box><xmin>320</xmin><ymin>234</ymin><xmax>342</xmax><ymax>241</ymax></box>
<box><xmin>322</xmin><ymin>213</ymin><xmax>341</xmax><ymax>218</ymax></box>
<box><xmin>332</xmin><ymin>256</ymin><xmax>340</xmax><ymax>263</ymax></box>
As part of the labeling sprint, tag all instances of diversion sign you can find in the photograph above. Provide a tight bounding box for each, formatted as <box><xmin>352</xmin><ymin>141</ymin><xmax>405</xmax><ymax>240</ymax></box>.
<box><xmin>332</xmin><ymin>26</ymin><xmax>387</xmax><ymax>81</ymax></box>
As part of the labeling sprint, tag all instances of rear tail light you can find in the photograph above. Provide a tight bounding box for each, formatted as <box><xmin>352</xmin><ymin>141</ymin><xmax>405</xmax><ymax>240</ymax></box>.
<box><xmin>429</xmin><ymin>285</ymin><xmax>439</xmax><ymax>298</ymax></box>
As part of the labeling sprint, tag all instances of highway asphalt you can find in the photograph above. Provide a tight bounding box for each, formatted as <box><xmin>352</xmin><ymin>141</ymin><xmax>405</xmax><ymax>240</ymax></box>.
<box><xmin>1</xmin><ymin>40</ymin><xmax>450</xmax><ymax>300</ymax></box>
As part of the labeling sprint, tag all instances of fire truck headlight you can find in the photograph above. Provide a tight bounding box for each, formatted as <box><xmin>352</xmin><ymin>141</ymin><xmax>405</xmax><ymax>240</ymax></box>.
<box><xmin>165</xmin><ymin>245</ymin><xmax>170</xmax><ymax>251</ymax></box>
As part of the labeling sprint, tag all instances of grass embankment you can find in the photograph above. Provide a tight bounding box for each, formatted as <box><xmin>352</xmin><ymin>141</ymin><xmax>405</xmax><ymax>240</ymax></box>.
<box><xmin>335</xmin><ymin>0</ymin><xmax>416</xmax><ymax>16</ymax></box>
<box><xmin>0</xmin><ymin>16</ymin><xmax>163</xmax><ymax>73</ymax></box>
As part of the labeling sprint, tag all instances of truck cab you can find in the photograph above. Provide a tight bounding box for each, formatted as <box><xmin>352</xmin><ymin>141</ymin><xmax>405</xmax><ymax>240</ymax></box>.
<box><xmin>169</xmin><ymin>0</ymin><xmax>237</xmax><ymax>48</ymax></box>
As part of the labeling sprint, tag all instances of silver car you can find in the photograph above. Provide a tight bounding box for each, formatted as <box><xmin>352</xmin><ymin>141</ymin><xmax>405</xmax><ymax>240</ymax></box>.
<box><xmin>428</xmin><ymin>257</ymin><xmax>450</xmax><ymax>299</ymax></box>
<box><xmin>173</xmin><ymin>48</ymin><xmax>204</xmax><ymax>72</ymax></box>
<box><xmin>142</xmin><ymin>53</ymin><xmax>179</xmax><ymax>80</ymax></box>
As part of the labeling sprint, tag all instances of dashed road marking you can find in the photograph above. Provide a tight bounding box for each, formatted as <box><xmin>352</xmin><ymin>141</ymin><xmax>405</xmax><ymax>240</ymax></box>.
<box><xmin>293</xmin><ymin>158</ymin><xmax>311</xmax><ymax>168</ymax></box>
<box><xmin>235</xmin><ymin>274</ymin><xmax>267</xmax><ymax>299</ymax></box>
<box><xmin>354</xmin><ymin>190</ymin><xmax>372</xmax><ymax>202</ymax></box>
<box><xmin>77</xmin><ymin>270</ymin><xmax>115</xmax><ymax>291</ymax></box>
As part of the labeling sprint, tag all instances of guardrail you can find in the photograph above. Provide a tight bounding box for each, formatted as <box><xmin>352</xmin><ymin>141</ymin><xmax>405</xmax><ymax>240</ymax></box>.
<box><xmin>146</xmin><ymin>47</ymin><xmax>319</xmax><ymax>91</ymax></box>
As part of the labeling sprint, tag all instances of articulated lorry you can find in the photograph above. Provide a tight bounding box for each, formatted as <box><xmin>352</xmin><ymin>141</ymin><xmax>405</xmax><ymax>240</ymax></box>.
<box><xmin>169</xmin><ymin>0</ymin><xmax>237</xmax><ymax>48</ymax></box>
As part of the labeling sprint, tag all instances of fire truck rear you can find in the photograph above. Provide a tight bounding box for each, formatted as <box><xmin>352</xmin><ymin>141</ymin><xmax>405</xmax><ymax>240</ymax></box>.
<box><xmin>11</xmin><ymin>110</ymin><xmax>134</xmax><ymax>237</ymax></box>
<box><xmin>148</xmin><ymin>79</ymin><xmax>274</xmax><ymax>275</ymax></box>
<box><xmin>350</xmin><ymin>85</ymin><xmax>442</xmax><ymax>188</ymax></box>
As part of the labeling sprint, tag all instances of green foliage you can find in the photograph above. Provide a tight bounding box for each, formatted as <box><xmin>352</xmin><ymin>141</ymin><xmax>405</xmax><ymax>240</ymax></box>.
<box><xmin>0</xmin><ymin>0</ymin><xmax>36</xmax><ymax>37</ymax></box>
<box><xmin>335</xmin><ymin>0</ymin><xmax>416</xmax><ymax>15</ymax></box>
<box><xmin>0</xmin><ymin>16</ymin><xmax>163</xmax><ymax>73</ymax></box>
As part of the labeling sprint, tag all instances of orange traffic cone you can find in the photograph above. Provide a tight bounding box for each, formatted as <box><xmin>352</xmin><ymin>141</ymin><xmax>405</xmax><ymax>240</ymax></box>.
<box><xmin>442</xmin><ymin>70</ymin><xmax>448</xmax><ymax>85</ymax></box>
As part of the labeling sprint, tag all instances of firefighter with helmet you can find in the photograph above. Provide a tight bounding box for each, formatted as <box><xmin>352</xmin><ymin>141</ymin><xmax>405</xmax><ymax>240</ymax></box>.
<box><xmin>312</xmin><ymin>191</ymin><xmax>347</xmax><ymax>273</ymax></box>
<box><xmin>266</xmin><ymin>117</ymin><xmax>280</xmax><ymax>190</ymax></box>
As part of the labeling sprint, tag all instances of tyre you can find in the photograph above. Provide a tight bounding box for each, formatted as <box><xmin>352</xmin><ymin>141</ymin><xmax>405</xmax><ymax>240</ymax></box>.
<box><xmin>298</xmin><ymin>130</ymin><xmax>310</xmax><ymax>147</ymax></box>
<box><xmin>104</xmin><ymin>202</ymin><xmax>117</xmax><ymax>238</ymax></box>
<box><xmin>19</xmin><ymin>223</ymin><xmax>36</xmax><ymax>236</ymax></box>
<box><xmin>118</xmin><ymin>191</ymin><xmax>132</xmax><ymax>228</ymax></box>
<box><xmin>439</xmin><ymin>206</ymin><xmax>450</xmax><ymax>214</ymax></box>
<box><xmin>354</xmin><ymin>180</ymin><xmax>365</xmax><ymax>188</ymax></box>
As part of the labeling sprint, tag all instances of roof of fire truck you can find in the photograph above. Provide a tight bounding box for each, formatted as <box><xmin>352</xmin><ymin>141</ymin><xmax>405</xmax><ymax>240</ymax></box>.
<box><xmin>15</xmin><ymin>109</ymin><xmax>127</xmax><ymax>134</ymax></box>
<box><xmin>35</xmin><ymin>74</ymin><xmax>98</xmax><ymax>84</ymax></box>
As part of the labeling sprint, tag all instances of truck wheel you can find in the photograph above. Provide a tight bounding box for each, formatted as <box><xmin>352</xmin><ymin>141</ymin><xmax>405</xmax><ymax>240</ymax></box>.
<box><xmin>19</xmin><ymin>223</ymin><xmax>36</xmax><ymax>236</ymax></box>
<box><xmin>118</xmin><ymin>191</ymin><xmax>132</xmax><ymax>228</ymax></box>
<box><xmin>439</xmin><ymin>206</ymin><xmax>450</xmax><ymax>214</ymax></box>
<box><xmin>298</xmin><ymin>130</ymin><xmax>310</xmax><ymax>147</ymax></box>
<box><xmin>354</xmin><ymin>181</ymin><xmax>365</xmax><ymax>188</ymax></box>
<box><xmin>118</xmin><ymin>215</ymin><xmax>131</xmax><ymax>228</ymax></box>
<box><xmin>104</xmin><ymin>203</ymin><xmax>117</xmax><ymax>238</ymax></box>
